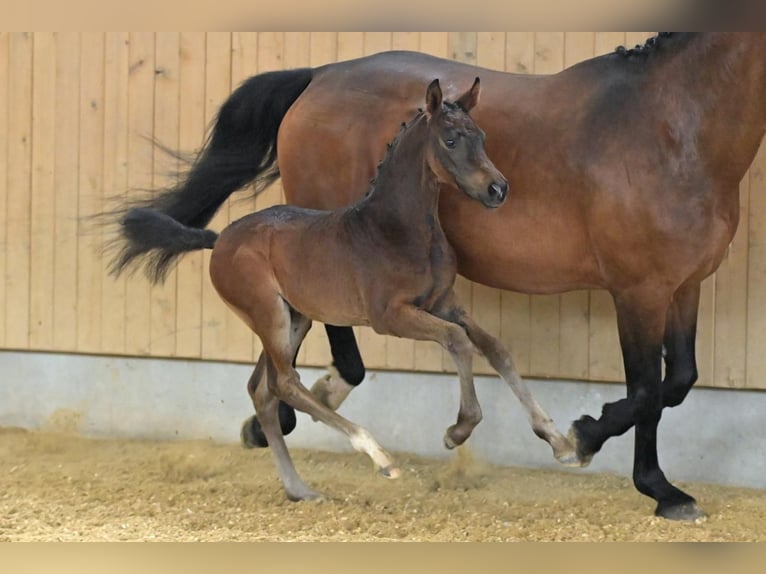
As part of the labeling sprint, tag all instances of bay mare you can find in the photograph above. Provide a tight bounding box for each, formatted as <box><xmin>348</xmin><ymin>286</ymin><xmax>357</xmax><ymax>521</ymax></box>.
<box><xmin>107</xmin><ymin>33</ymin><xmax>766</xmax><ymax>519</ymax></box>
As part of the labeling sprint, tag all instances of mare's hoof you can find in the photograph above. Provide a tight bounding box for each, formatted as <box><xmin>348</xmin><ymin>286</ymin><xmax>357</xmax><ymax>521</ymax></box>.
<box><xmin>240</xmin><ymin>415</ymin><xmax>269</xmax><ymax>449</ymax></box>
<box><xmin>566</xmin><ymin>420</ymin><xmax>596</xmax><ymax>468</ymax></box>
<box><xmin>656</xmin><ymin>500</ymin><xmax>708</xmax><ymax>522</ymax></box>
<box><xmin>380</xmin><ymin>465</ymin><xmax>401</xmax><ymax>479</ymax></box>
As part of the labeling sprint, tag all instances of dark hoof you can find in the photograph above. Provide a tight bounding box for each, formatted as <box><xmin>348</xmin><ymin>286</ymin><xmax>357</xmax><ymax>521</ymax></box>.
<box><xmin>656</xmin><ymin>500</ymin><xmax>708</xmax><ymax>522</ymax></box>
<box><xmin>278</xmin><ymin>400</ymin><xmax>297</xmax><ymax>436</ymax></box>
<box><xmin>567</xmin><ymin>416</ymin><xmax>600</xmax><ymax>467</ymax></box>
<box><xmin>240</xmin><ymin>415</ymin><xmax>269</xmax><ymax>449</ymax></box>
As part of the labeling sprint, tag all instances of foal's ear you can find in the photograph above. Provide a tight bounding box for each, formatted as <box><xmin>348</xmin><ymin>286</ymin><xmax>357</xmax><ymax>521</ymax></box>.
<box><xmin>457</xmin><ymin>77</ymin><xmax>481</xmax><ymax>112</ymax></box>
<box><xmin>426</xmin><ymin>79</ymin><xmax>443</xmax><ymax>115</ymax></box>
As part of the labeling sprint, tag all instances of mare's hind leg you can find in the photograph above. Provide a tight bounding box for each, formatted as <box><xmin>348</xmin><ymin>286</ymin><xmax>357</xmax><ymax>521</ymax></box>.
<box><xmin>453</xmin><ymin>311</ymin><xmax>578</xmax><ymax>466</ymax></box>
<box><xmin>568</xmin><ymin>282</ymin><xmax>700</xmax><ymax>465</ymax></box>
<box><xmin>309</xmin><ymin>325</ymin><xmax>365</xmax><ymax>412</ymax></box>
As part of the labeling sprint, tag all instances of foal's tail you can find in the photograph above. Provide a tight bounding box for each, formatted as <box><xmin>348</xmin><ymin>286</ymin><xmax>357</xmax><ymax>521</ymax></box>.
<box><xmin>107</xmin><ymin>67</ymin><xmax>314</xmax><ymax>283</ymax></box>
<box><xmin>118</xmin><ymin>208</ymin><xmax>219</xmax><ymax>281</ymax></box>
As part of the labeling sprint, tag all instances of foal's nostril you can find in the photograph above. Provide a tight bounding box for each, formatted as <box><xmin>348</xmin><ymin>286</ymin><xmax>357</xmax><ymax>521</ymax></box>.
<box><xmin>489</xmin><ymin>181</ymin><xmax>508</xmax><ymax>202</ymax></box>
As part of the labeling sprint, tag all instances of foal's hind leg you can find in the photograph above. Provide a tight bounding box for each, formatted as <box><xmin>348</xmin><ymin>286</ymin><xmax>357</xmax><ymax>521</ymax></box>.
<box><xmin>262</xmin><ymin>306</ymin><xmax>399</xmax><ymax>481</ymax></box>
<box><xmin>254</xmin><ymin>352</ymin><xmax>324</xmax><ymax>501</ymax></box>
<box><xmin>454</xmin><ymin>312</ymin><xmax>578</xmax><ymax>466</ymax></box>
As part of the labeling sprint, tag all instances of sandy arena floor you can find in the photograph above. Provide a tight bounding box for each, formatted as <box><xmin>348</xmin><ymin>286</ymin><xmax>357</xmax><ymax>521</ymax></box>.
<box><xmin>1</xmin><ymin>420</ymin><xmax>766</xmax><ymax>542</ymax></box>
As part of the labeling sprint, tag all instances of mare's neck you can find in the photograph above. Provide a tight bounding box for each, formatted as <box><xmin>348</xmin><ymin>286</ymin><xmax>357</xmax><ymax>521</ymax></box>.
<box><xmin>646</xmin><ymin>33</ymin><xmax>766</xmax><ymax>183</ymax></box>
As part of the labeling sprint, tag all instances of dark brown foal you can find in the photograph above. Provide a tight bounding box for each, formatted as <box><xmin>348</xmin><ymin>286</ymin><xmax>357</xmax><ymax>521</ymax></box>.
<box><xmin>110</xmin><ymin>79</ymin><xmax>576</xmax><ymax>501</ymax></box>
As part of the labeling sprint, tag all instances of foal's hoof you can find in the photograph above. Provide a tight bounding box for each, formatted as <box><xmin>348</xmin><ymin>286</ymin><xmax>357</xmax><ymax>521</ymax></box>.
<box><xmin>566</xmin><ymin>419</ymin><xmax>596</xmax><ymax>468</ymax></box>
<box><xmin>443</xmin><ymin>425</ymin><xmax>469</xmax><ymax>450</ymax></box>
<box><xmin>240</xmin><ymin>415</ymin><xmax>269</xmax><ymax>449</ymax></box>
<box><xmin>286</xmin><ymin>488</ymin><xmax>326</xmax><ymax>502</ymax></box>
<box><xmin>380</xmin><ymin>465</ymin><xmax>401</xmax><ymax>479</ymax></box>
<box><xmin>554</xmin><ymin>447</ymin><xmax>583</xmax><ymax>468</ymax></box>
<box><xmin>656</xmin><ymin>500</ymin><xmax>708</xmax><ymax>522</ymax></box>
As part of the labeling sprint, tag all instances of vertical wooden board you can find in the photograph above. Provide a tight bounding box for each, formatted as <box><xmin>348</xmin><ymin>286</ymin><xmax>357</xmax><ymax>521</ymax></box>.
<box><xmin>52</xmin><ymin>33</ymin><xmax>80</xmax><ymax>351</ymax></box>
<box><xmin>5</xmin><ymin>32</ymin><xmax>33</xmax><ymax>350</ymax></box>
<box><xmin>714</xmin><ymin>177</ymin><xmax>750</xmax><ymax>388</ymax></box>
<box><xmin>227</xmin><ymin>32</ymin><xmax>260</xmax><ymax>363</ymax></box>
<box><xmin>448</xmin><ymin>32</ymin><xmax>476</xmax><ymax>65</ymax></box>
<box><xmin>476</xmin><ymin>32</ymin><xmax>505</xmax><ymax>72</ymax></box>
<box><xmin>564</xmin><ymin>32</ymin><xmax>594</xmax><ymax>67</ymax></box>
<box><xmin>124</xmin><ymin>32</ymin><xmax>155</xmax><ymax>356</ymax></box>
<box><xmin>588</xmin><ymin>291</ymin><xmax>624</xmax><ymax>382</ymax></box>
<box><xmin>337</xmin><ymin>32</ymin><xmax>363</xmax><ymax>62</ymax></box>
<box><xmin>747</xmin><ymin>142</ymin><xmax>766</xmax><ymax>389</ymax></box>
<box><xmin>77</xmin><ymin>32</ymin><xmax>106</xmax><ymax>353</ymax></box>
<box><xmin>100</xmin><ymin>32</ymin><xmax>130</xmax><ymax>356</ymax></box>
<box><xmin>505</xmin><ymin>32</ymin><xmax>535</xmax><ymax>74</ymax></box>
<box><xmin>363</xmin><ymin>32</ymin><xmax>391</xmax><ymax>57</ymax></box>
<box><xmin>149</xmin><ymin>32</ymin><xmax>180</xmax><ymax>358</ymax></box>
<box><xmin>174</xmin><ymin>32</ymin><xmax>207</xmax><ymax>359</ymax></box>
<box><xmin>309</xmin><ymin>32</ymin><xmax>337</xmax><ymax>67</ymax></box>
<box><xmin>283</xmin><ymin>33</ymin><xmax>310</xmax><ymax>72</ymax></box>
<box><xmin>558</xmin><ymin>291</ymin><xmax>590</xmax><ymax>380</ymax></box>
<box><xmin>747</xmin><ymin>142</ymin><xmax>766</xmax><ymax>380</ymax></box>
<box><xmin>500</xmin><ymin>292</ymin><xmax>531</xmax><ymax>376</ymax></box>
<box><xmin>29</xmin><ymin>33</ymin><xmax>57</xmax><ymax>350</ymax></box>
<box><xmin>471</xmin><ymin>285</ymin><xmax>502</xmax><ymax>375</ymax></box>
<box><xmin>0</xmin><ymin>33</ymin><xmax>8</xmax><ymax>347</ymax></box>
<box><xmin>391</xmin><ymin>32</ymin><xmax>419</xmax><ymax>52</ymax></box>
<box><xmin>696</xmin><ymin>275</ymin><xmax>716</xmax><ymax>388</ymax></box>
<box><xmin>200</xmin><ymin>32</ymin><xmax>232</xmax><ymax>361</ymax></box>
<box><xmin>594</xmin><ymin>32</ymin><xmax>625</xmax><ymax>58</ymax></box>
<box><xmin>418</xmin><ymin>33</ymin><xmax>448</xmax><ymax>58</ymax></box>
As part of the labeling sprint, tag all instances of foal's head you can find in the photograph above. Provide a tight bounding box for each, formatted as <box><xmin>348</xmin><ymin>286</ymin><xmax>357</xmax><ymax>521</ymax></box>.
<box><xmin>424</xmin><ymin>78</ymin><xmax>508</xmax><ymax>208</ymax></box>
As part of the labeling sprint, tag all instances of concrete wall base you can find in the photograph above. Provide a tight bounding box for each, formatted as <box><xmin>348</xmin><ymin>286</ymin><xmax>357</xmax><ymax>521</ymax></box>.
<box><xmin>2</xmin><ymin>350</ymin><xmax>764</xmax><ymax>489</ymax></box>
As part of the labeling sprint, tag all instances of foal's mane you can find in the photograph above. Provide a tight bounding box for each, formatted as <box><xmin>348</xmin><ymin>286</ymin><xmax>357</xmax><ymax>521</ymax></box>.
<box><xmin>365</xmin><ymin>108</ymin><xmax>427</xmax><ymax>192</ymax></box>
<box><xmin>614</xmin><ymin>32</ymin><xmax>700</xmax><ymax>61</ymax></box>
<box><xmin>365</xmin><ymin>100</ymin><xmax>467</xmax><ymax>194</ymax></box>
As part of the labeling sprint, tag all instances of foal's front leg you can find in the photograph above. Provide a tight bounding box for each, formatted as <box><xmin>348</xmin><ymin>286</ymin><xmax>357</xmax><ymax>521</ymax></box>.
<box><xmin>379</xmin><ymin>302</ymin><xmax>482</xmax><ymax>448</ymax></box>
<box><xmin>452</xmin><ymin>311</ymin><xmax>579</xmax><ymax>466</ymax></box>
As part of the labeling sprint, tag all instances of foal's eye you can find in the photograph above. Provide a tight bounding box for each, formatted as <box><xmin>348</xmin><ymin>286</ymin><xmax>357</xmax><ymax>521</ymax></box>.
<box><xmin>445</xmin><ymin>139</ymin><xmax>456</xmax><ymax>149</ymax></box>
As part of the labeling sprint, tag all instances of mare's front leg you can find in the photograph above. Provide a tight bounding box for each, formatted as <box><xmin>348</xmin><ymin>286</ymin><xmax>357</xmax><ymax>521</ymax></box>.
<box><xmin>378</xmin><ymin>302</ymin><xmax>482</xmax><ymax>449</ymax></box>
<box><xmin>568</xmin><ymin>282</ymin><xmax>701</xmax><ymax>464</ymax></box>
<box><xmin>573</xmin><ymin>285</ymin><xmax>704</xmax><ymax>520</ymax></box>
<box><xmin>451</xmin><ymin>310</ymin><xmax>578</xmax><ymax>466</ymax></box>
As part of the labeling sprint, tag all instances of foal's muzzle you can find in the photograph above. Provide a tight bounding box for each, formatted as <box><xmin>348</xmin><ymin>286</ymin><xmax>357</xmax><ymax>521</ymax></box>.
<box><xmin>487</xmin><ymin>180</ymin><xmax>509</xmax><ymax>207</ymax></box>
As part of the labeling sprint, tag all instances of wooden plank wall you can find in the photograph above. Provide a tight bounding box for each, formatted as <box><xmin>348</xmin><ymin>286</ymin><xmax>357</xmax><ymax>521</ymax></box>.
<box><xmin>1</xmin><ymin>32</ymin><xmax>764</xmax><ymax>391</ymax></box>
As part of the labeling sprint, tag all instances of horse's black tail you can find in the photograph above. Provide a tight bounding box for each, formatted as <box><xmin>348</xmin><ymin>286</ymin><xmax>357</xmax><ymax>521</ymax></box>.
<box><xmin>108</xmin><ymin>67</ymin><xmax>314</xmax><ymax>283</ymax></box>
